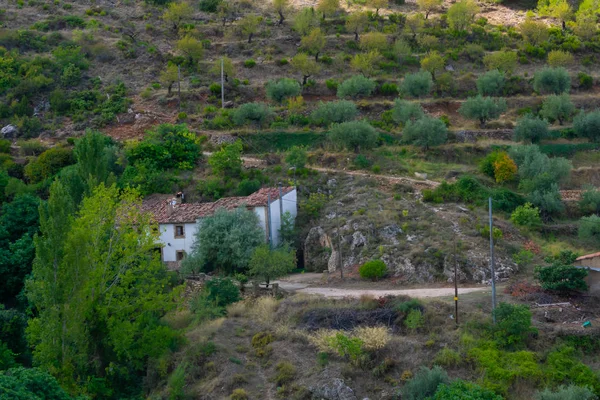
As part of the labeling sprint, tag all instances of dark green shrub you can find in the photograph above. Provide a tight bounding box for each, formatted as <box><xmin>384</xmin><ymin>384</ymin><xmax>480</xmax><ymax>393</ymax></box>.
<box><xmin>310</xmin><ymin>100</ymin><xmax>358</xmax><ymax>126</ymax></box>
<box><xmin>535</xmin><ymin>265</ymin><xmax>588</xmax><ymax>292</ymax></box>
<box><xmin>579</xmin><ymin>186</ymin><xmax>600</xmax><ymax>214</ymax></box>
<box><xmin>577</xmin><ymin>72</ymin><xmax>593</xmax><ymax>90</ymax></box>
<box><xmin>493</xmin><ymin>302</ymin><xmax>537</xmax><ymax>348</ymax></box>
<box><xmin>209</xmin><ymin>83</ymin><xmax>221</xmax><ymax>95</ymax></box>
<box><xmin>236</xmin><ymin>179</ymin><xmax>261</xmax><ymax>196</ymax></box>
<box><xmin>337</xmin><ymin>75</ymin><xmax>376</xmax><ymax>98</ymax></box>
<box><xmin>431</xmin><ymin>380</ymin><xmax>503</xmax><ymax>400</ymax></box>
<box><xmin>353</xmin><ymin>154</ymin><xmax>372</xmax><ymax>169</ymax></box>
<box><xmin>579</xmin><ymin>214</ymin><xmax>600</xmax><ymax>241</ymax></box>
<box><xmin>327</xmin><ymin>333</ymin><xmax>364</xmax><ymax>363</ymax></box>
<box><xmin>266</xmin><ymin>78</ymin><xmax>302</xmax><ymax>103</ymax></box>
<box><xmin>359</xmin><ymin>260</ymin><xmax>387</xmax><ymax>280</ymax></box>
<box><xmin>0</xmin><ymin>367</ymin><xmax>73</xmax><ymax>399</ymax></box>
<box><xmin>204</xmin><ymin>277</ymin><xmax>241</xmax><ymax>308</ymax></box>
<box><xmin>24</xmin><ymin>147</ymin><xmax>74</xmax><ymax>183</ymax></box>
<box><xmin>243</xmin><ymin>59</ymin><xmax>256</xmax><ymax>68</ymax></box>
<box><xmin>400</xmin><ymin>366</ymin><xmax>450</xmax><ymax>400</ymax></box>
<box><xmin>510</xmin><ymin>203</ymin><xmax>542</xmax><ymax>229</ymax></box>
<box><xmin>199</xmin><ymin>0</ymin><xmax>221</xmax><ymax>12</ymax></box>
<box><xmin>379</xmin><ymin>82</ymin><xmax>398</xmax><ymax>95</ymax></box>
<box><xmin>544</xmin><ymin>346</ymin><xmax>600</xmax><ymax>394</ymax></box>
<box><xmin>325</xmin><ymin>79</ymin><xmax>338</xmax><ymax>91</ymax></box>
<box><xmin>533</xmin><ymin>67</ymin><xmax>571</xmax><ymax>94</ymax></box>
<box><xmin>0</xmin><ymin>139</ymin><xmax>10</xmax><ymax>154</ymax></box>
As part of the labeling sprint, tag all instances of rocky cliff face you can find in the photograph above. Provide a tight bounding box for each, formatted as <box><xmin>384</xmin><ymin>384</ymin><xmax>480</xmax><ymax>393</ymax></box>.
<box><xmin>302</xmin><ymin>175</ymin><xmax>520</xmax><ymax>284</ymax></box>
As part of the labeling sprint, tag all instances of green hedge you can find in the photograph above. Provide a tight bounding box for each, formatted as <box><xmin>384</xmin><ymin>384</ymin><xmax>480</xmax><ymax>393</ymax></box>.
<box><xmin>239</xmin><ymin>132</ymin><xmax>325</xmax><ymax>152</ymax></box>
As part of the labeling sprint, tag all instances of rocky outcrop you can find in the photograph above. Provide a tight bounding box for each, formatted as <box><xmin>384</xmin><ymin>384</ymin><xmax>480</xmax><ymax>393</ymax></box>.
<box><xmin>310</xmin><ymin>378</ymin><xmax>357</xmax><ymax>400</ymax></box>
<box><xmin>302</xmin><ymin>176</ymin><xmax>520</xmax><ymax>283</ymax></box>
<box><xmin>1</xmin><ymin>125</ymin><xmax>18</xmax><ymax>139</ymax></box>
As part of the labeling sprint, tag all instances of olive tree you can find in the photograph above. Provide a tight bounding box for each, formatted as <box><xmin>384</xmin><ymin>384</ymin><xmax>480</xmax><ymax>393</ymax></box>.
<box><xmin>533</xmin><ymin>67</ymin><xmax>571</xmax><ymax>94</ymax></box>
<box><xmin>311</xmin><ymin>100</ymin><xmax>358</xmax><ymax>126</ymax></box>
<box><xmin>233</xmin><ymin>103</ymin><xmax>274</xmax><ymax>127</ymax></box>
<box><xmin>458</xmin><ymin>95</ymin><xmax>507</xmax><ymax>127</ymax></box>
<box><xmin>291</xmin><ymin>53</ymin><xmax>321</xmax><ymax>85</ymax></box>
<box><xmin>420</xmin><ymin>51</ymin><xmax>445</xmax><ymax>80</ymax></box>
<box><xmin>540</xmin><ymin>93</ymin><xmax>574</xmax><ymax>125</ymax></box>
<box><xmin>401</xmin><ymin>71</ymin><xmax>433</xmax><ymax>98</ymax></box>
<box><xmin>513</xmin><ymin>115</ymin><xmax>550</xmax><ymax>143</ymax></box>
<box><xmin>392</xmin><ymin>99</ymin><xmax>425</xmax><ymax>125</ymax></box>
<box><xmin>447</xmin><ymin>0</ymin><xmax>479</xmax><ymax>32</ymax></box>
<box><xmin>573</xmin><ymin>110</ymin><xmax>600</xmax><ymax>142</ymax></box>
<box><xmin>346</xmin><ymin>11</ymin><xmax>369</xmax><ymax>41</ymax></box>
<box><xmin>477</xmin><ymin>70</ymin><xmax>505</xmax><ymax>96</ymax></box>
<box><xmin>301</xmin><ymin>28</ymin><xmax>326</xmax><ymax>61</ymax></box>
<box><xmin>402</xmin><ymin>116</ymin><xmax>448</xmax><ymax>149</ymax></box>
<box><xmin>328</xmin><ymin>120</ymin><xmax>378</xmax><ymax>152</ymax></box>
<box><xmin>266</xmin><ymin>78</ymin><xmax>302</xmax><ymax>103</ymax></box>
<box><xmin>337</xmin><ymin>75</ymin><xmax>376</xmax><ymax>98</ymax></box>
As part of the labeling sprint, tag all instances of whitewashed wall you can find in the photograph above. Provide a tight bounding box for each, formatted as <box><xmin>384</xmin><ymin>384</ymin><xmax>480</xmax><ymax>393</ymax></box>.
<box><xmin>157</xmin><ymin>188</ymin><xmax>297</xmax><ymax>262</ymax></box>
<box><xmin>159</xmin><ymin>222</ymin><xmax>198</xmax><ymax>262</ymax></box>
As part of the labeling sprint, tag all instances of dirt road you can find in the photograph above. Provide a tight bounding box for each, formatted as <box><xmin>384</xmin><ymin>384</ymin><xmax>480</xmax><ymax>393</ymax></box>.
<box><xmin>295</xmin><ymin>286</ymin><xmax>488</xmax><ymax>298</ymax></box>
<box><xmin>275</xmin><ymin>273</ymin><xmax>489</xmax><ymax>299</ymax></box>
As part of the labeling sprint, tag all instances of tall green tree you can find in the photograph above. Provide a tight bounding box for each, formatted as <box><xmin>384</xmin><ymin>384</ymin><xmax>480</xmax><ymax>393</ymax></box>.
<box><xmin>208</xmin><ymin>140</ymin><xmax>243</xmax><ymax>176</ymax></box>
<box><xmin>27</xmin><ymin>184</ymin><xmax>180</xmax><ymax>396</ymax></box>
<box><xmin>249</xmin><ymin>244</ymin><xmax>296</xmax><ymax>287</ymax></box>
<box><xmin>74</xmin><ymin>130</ymin><xmax>118</xmax><ymax>194</ymax></box>
<box><xmin>0</xmin><ymin>194</ymin><xmax>41</xmax><ymax>304</ymax></box>
<box><xmin>182</xmin><ymin>207</ymin><xmax>264</xmax><ymax>275</ymax></box>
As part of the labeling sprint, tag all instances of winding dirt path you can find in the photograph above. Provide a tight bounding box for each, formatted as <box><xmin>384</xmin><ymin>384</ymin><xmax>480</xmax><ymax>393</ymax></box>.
<box><xmin>296</xmin><ymin>286</ymin><xmax>488</xmax><ymax>299</ymax></box>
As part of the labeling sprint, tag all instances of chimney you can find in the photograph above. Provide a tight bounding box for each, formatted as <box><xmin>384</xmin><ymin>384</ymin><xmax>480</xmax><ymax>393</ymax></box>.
<box><xmin>166</xmin><ymin>199</ymin><xmax>177</xmax><ymax>216</ymax></box>
<box><xmin>175</xmin><ymin>192</ymin><xmax>184</xmax><ymax>204</ymax></box>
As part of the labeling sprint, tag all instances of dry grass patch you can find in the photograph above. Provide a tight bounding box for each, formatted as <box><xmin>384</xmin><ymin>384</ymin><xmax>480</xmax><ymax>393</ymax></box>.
<box><xmin>186</xmin><ymin>317</ymin><xmax>225</xmax><ymax>343</ymax></box>
<box><xmin>353</xmin><ymin>326</ymin><xmax>390</xmax><ymax>350</ymax></box>
<box><xmin>247</xmin><ymin>296</ymin><xmax>279</xmax><ymax>324</ymax></box>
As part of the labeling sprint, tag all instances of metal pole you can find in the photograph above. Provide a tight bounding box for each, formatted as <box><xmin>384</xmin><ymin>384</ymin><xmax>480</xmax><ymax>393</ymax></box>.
<box><xmin>489</xmin><ymin>197</ymin><xmax>497</xmax><ymax>324</ymax></box>
<box><xmin>454</xmin><ymin>240</ymin><xmax>458</xmax><ymax>326</ymax></box>
<box><xmin>220</xmin><ymin>58</ymin><xmax>225</xmax><ymax>109</ymax></box>
<box><xmin>278</xmin><ymin>183</ymin><xmax>284</xmax><ymax>246</ymax></box>
<box><xmin>335</xmin><ymin>202</ymin><xmax>343</xmax><ymax>280</ymax></box>
<box><xmin>177</xmin><ymin>65</ymin><xmax>181</xmax><ymax>112</ymax></box>
<box><xmin>267</xmin><ymin>193</ymin><xmax>272</xmax><ymax>249</ymax></box>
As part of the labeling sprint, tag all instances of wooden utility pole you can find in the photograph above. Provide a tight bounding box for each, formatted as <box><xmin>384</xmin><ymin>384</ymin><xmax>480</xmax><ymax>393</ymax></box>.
<box><xmin>220</xmin><ymin>58</ymin><xmax>225</xmax><ymax>109</ymax></box>
<box><xmin>454</xmin><ymin>240</ymin><xmax>458</xmax><ymax>326</ymax></box>
<box><xmin>177</xmin><ymin>65</ymin><xmax>181</xmax><ymax>112</ymax></box>
<box><xmin>335</xmin><ymin>202</ymin><xmax>343</xmax><ymax>280</ymax></box>
<box><xmin>489</xmin><ymin>197</ymin><xmax>497</xmax><ymax>324</ymax></box>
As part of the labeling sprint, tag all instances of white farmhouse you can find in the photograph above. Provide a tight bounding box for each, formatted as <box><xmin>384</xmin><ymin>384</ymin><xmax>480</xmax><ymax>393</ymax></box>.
<box><xmin>142</xmin><ymin>187</ymin><xmax>297</xmax><ymax>268</ymax></box>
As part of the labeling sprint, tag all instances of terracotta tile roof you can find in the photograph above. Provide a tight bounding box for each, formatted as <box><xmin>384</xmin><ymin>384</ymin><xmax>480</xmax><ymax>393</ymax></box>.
<box><xmin>142</xmin><ymin>187</ymin><xmax>294</xmax><ymax>224</ymax></box>
<box><xmin>576</xmin><ymin>252</ymin><xmax>600</xmax><ymax>261</ymax></box>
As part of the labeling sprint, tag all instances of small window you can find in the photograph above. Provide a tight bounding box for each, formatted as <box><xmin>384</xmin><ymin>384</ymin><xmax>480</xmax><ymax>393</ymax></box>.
<box><xmin>176</xmin><ymin>251</ymin><xmax>186</xmax><ymax>261</ymax></box>
<box><xmin>174</xmin><ymin>225</ymin><xmax>185</xmax><ymax>238</ymax></box>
